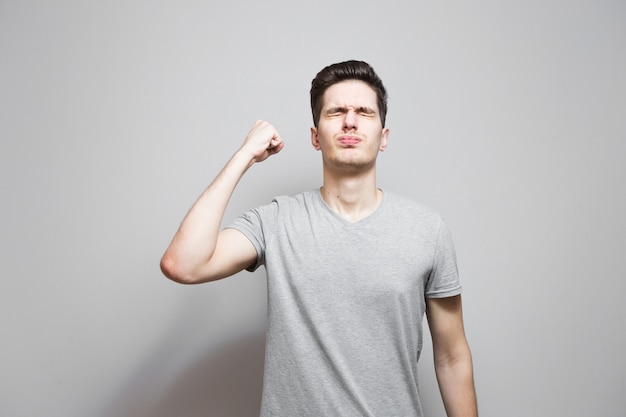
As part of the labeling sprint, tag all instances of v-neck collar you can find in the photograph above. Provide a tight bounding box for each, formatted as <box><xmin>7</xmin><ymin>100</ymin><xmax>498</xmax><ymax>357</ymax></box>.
<box><xmin>314</xmin><ymin>187</ymin><xmax>386</xmax><ymax>226</ymax></box>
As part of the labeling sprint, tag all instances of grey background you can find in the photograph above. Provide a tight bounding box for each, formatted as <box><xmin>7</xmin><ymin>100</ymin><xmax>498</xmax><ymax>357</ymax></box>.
<box><xmin>1</xmin><ymin>1</ymin><xmax>625</xmax><ymax>416</ymax></box>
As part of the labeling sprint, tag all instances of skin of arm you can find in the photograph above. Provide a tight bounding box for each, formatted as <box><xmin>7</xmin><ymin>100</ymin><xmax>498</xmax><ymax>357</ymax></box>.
<box><xmin>426</xmin><ymin>295</ymin><xmax>478</xmax><ymax>417</ymax></box>
<box><xmin>160</xmin><ymin>120</ymin><xmax>284</xmax><ymax>284</ymax></box>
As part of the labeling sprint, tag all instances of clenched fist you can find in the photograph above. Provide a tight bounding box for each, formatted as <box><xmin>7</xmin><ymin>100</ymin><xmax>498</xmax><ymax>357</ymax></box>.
<box><xmin>240</xmin><ymin>120</ymin><xmax>285</xmax><ymax>163</ymax></box>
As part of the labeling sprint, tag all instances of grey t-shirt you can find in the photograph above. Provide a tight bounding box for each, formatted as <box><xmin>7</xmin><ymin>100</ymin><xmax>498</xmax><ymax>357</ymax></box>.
<box><xmin>229</xmin><ymin>189</ymin><xmax>461</xmax><ymax>416</ymax></box>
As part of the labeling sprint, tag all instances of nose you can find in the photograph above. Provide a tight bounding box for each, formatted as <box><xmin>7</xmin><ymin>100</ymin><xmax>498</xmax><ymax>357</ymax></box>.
<box><xmin>343</xmin><ymin>107</ymin><xmax>357</xmax><ymax>131</ymax></box>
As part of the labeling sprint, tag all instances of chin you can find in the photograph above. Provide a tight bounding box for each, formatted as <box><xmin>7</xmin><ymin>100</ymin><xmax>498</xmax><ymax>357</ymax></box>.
<box><xmin>328</xmin><ymin>157</ymin><xmax>376</xmax><ymax>172</ymax></box>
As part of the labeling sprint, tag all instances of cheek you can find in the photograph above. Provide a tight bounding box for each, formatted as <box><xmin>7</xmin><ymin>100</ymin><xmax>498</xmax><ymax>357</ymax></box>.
<box><xmin>316</xmin><ymin>127</ymin><xmax>335</xmax><ymax>142</ymax></box>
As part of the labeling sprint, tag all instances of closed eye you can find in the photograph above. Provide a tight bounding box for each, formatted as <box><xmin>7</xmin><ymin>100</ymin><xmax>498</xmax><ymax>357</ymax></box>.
<box><xmin>324</xmin><ymin>106</ymin><xmax>377</xmax><ymax>118</ymax></box>
<box><xmin>356</xmin><ymin>107</ymin><xmax>376</xmax><ymax>117</ymax></box>
<box><xmin>325</xmin><ymin>107</ymin><xmax>347</xmax><ymax>117</ymax></box>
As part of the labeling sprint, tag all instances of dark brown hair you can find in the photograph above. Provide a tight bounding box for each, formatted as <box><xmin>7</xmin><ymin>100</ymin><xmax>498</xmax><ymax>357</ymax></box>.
<box><xmin>310</xmin><ymin>60</ymin><xmax>388</xmax><ymax>127</ymax></box>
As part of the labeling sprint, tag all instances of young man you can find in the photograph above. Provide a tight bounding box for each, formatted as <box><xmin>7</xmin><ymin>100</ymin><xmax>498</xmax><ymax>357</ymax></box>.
<box><xmin>161</xmin><ymin>60</ymin><xmax>478</xmax><ymax>416</ymax></box>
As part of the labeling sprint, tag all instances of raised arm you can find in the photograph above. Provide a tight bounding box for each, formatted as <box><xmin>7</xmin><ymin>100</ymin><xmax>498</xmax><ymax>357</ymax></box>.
<box><xmin>426</xmin><ymin>295</ymin><xmax>478</xmax><ymax>417</ymax></box>
<box><xmin>160</xmin><ymin>120</ymin><xmax>284</xmax><ymax>284</ymax></box>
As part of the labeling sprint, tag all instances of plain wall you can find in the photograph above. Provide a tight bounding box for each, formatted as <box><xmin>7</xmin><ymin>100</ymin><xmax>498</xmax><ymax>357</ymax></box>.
<box><xmin>1</xmin><ymin>1</ymin><xmax>625</xmax><ymax>416</ymax></box>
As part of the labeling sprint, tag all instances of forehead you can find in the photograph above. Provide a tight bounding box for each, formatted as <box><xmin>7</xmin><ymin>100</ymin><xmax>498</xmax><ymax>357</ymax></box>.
<box><xmin>322</xmin><ymin>80</ymin><xmax>378</xmax><ymax>110</ymax></box>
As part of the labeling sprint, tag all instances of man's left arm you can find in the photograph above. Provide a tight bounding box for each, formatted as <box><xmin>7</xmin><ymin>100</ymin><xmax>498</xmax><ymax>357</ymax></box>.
<box><xmin>426</xmin><ymin>295</ymin><xmax>478</xmax><ymax>417</ymax></box>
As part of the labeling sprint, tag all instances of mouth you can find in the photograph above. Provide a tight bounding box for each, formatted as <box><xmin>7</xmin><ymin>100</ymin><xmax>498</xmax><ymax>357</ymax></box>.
<box><xmin>338</xmin><ymin>135</ymin><xmax>362</xmax><ymax>146</ymax></box>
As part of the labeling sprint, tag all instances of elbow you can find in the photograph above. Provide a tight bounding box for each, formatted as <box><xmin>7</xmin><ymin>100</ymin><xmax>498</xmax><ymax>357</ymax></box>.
<box><xmin>160</xmin><ymin>253</ymin><xmax>197</xmax><ymax>285</ymax></box>
<box><xmin>434</xmin><ymin>344</ymin><xmax>474</xmax><ymax>371</ymax></box>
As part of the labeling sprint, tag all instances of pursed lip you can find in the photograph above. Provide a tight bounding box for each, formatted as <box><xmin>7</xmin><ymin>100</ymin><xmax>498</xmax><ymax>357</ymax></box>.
<box><xmin>338</xmin><ymin>135</ymin><xmax>362</xmax><ymax>145</ymax></box>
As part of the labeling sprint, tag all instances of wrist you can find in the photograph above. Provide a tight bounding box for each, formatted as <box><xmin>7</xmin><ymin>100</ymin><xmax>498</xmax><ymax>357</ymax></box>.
<box><xmin>232</xmin><ymin>147</ymin><xmax>257</xmax><ymax>170</ymax></box>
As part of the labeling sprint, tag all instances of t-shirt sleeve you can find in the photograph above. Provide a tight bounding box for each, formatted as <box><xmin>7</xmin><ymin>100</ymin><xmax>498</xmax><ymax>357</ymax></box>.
<box><xmin>226</xmin><ymin>201</ymin><xmax>277</xmax><ymax>272</ymax></box>
<box><xmin>425</xmin><ymin>219</ymin><xmax>462</xmax><ymax>298</ymax></box>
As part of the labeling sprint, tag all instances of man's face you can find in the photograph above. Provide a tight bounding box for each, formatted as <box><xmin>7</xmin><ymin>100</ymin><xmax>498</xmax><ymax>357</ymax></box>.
<box><xmin>311</xmin><ymin>80</ymin><xmax>389</xmax><ymax>173</ymax></box>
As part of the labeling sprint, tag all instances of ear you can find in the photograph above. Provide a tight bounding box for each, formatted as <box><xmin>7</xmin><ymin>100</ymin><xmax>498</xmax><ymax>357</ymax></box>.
<box><xmin>379</xmin><ymin>128</ymin><xmax>390</xmax><ymax>151</ymax></box>
<box><xmin>310</xmin><ymin>126</ymin><xmax>321</xmax><ymax>150</ymax></box>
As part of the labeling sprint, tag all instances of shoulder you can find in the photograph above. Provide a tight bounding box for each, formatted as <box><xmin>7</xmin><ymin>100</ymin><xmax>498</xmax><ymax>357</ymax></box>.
<box><xmin>230</xmin><ymin>191</ymin><xmax>317</xmax><ymax>244</ymax></box>
<box><xmin>269</xmin><ymin>189</ymin><xmax>319</xmax><ymax>211</ymax></box>
<box><xmin>247</xmin><ymin>189</ymin><xmax>318</xmax><ymax>220</ymax></box>
<box><xmin>272</xmin><ymin>189</ymin><xmax>317</xmax><ymax>203</ymax></box>
<box><xmin>382</xmin><ymin>190</ymin><xmax>444</xmax><ymax>225</ymax></box>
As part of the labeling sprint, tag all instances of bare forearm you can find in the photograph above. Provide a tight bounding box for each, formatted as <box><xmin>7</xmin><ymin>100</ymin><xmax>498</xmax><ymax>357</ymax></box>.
<box><xmin>435</xmin><ymin>353</ymin><xmax>478</xmax><ymax>417</ymax></box>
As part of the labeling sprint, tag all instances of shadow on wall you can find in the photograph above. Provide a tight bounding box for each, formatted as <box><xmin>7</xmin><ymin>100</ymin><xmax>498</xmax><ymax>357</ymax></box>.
<box><xmin>100</xmin><ymin>332</ymin><xmax>266</xmax><ymax>417</ymax></box>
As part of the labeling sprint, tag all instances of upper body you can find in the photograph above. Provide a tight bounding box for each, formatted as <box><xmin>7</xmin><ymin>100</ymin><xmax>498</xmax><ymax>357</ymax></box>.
<box><xmin>160</xmin><ymin>60</ymin><xmax>478</xmax><ymax>416</ymax></box>
<box><xmin>229</xmin><ymin>188</ymin><xmax>460</xmax><ymax>416</ymax></box>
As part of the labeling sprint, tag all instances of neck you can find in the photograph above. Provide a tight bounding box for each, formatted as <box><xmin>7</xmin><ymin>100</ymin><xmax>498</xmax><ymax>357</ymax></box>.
<box><xmin>320</xmin><ymin>169</ymin><xmax>382</xmax><ymax>223</ymax></box>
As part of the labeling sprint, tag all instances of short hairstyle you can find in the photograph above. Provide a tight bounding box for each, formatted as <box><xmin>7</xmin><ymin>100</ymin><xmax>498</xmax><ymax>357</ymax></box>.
<box><xmin>310</xmin><ymin>60</ymin><xmax>388</xmax><ymax>127</ymax></box>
